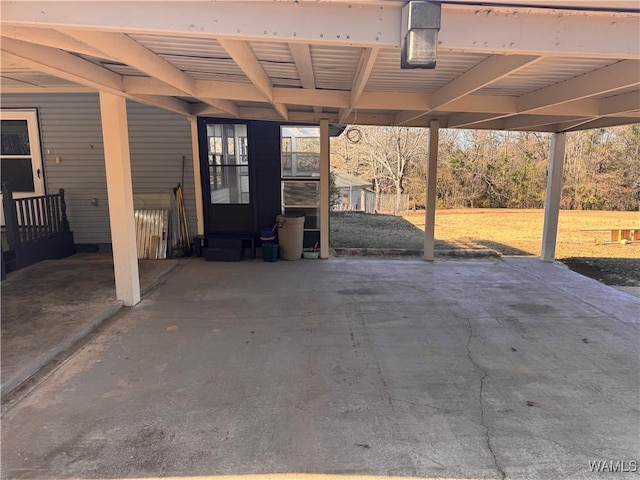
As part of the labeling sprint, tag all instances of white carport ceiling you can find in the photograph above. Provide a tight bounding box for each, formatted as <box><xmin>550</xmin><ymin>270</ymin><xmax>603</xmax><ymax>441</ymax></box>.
<box><xmin>0</xmin><ymin>0</ymin><xmax>638</xmax><ymax>132</ymax></box>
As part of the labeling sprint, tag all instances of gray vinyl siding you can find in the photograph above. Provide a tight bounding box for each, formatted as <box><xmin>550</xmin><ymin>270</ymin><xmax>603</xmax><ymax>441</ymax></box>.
<box><xmin>127</xmin><ymin>102</ymin><xmax>196</xmax><ymax>243</ymax></box>
<box><xmin>1</xmin><ymin>93</ymin><xmax>196</xmax><ymax>245</ymax></box>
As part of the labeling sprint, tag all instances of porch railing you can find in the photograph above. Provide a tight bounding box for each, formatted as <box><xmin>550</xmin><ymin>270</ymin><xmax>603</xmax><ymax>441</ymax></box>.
<box><xmin>2</xmin><ymin>182</ymin><xmax>76</xmax><ymax>276</ymax></box>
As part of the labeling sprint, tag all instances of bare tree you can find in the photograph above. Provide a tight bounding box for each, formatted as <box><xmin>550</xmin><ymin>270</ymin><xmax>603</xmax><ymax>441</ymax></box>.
<box><xmin>331</xmin><ymin>123</ymin><xmax>640</xmax><ymax>212</ymax></box>
<box><xmin>360</xmin><ymin>126</ymin><xmax>427</xmax><ymax>213</ymax></box>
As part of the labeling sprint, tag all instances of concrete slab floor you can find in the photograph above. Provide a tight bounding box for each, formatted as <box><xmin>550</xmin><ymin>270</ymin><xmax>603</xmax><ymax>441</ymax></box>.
<box><xmin>1</xmin><ymin>253</ymin><xmax>179</xmax><ymax>398</ymax></box>
<box><xmin>1</xmin><ymin>257</ymin><xmax>638</xmax><ymax>479</ymax></box>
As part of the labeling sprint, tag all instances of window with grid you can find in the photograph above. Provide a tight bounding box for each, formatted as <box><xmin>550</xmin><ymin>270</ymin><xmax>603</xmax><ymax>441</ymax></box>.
<box><xmin>207</xmin><ymin>123</ymin><xmax>249</xmax><ymax>204</ymax></box>
<box><xmin>280</xmin><ymin>126</ymin><xmax>320</xmax><ymax>230</ymax></box>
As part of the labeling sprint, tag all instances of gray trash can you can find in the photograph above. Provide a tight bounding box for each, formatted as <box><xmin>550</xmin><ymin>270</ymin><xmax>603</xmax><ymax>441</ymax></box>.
<box><xmin>276</xmin><ymin>214</ymin><xmax>305</xmax><ymax>260</ymax></box>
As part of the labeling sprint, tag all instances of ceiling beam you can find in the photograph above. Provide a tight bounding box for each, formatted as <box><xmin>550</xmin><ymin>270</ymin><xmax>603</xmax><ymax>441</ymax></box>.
<box><xmin>123</xmin><ymin>76</ymin><xmax>265</xmax><ymax>102</ymax></box>
<box><xmin>0</xmin><ymin>38</ymin><xmax>192</xmax><ymax>116</ymax></box>
<box><xmin>288</xmin><ymin>42</ymin><xmax>321</xmax><ymax>114</ymax></box>
<box><xmin>124</xmin><ymin>75</ymin><xmax>350</xmax><ymax>108</ymax></box>
<box><xmin>431</xmin><ymin>55</ymin><xmax>542</xmax><ymax>110</ymax></box>
<box><xmin>1</xmin><ymin>37</ymin><xmax>123</xmax><ymax>93</ymax></box>
<box><xmin>190</xmin><ymin>103</ymin><xmax>227</xmax><ymax>116</ymax></box>
<box><xmin>124</xmin><ymin>76</ymin><xmax>187</xmax><ymax>97</ymax></box>
<box><xmin>446</xmin><ymin>60</ymin><xmax>640</xmax><ymax>128</ymax></box>
<box><xmin>599</xmin><ymin>91</ymin><xmax>640</xmax><ymax>116</ymax></box>
<box><xmin>440</xmin><ymin>95</ymin><xmax>517</xmax><ymax>115</ymax></box>
<box><xmin>274</xmin><ymin>88</ymin><xmax>350</xmax><ymax>109</ymax></box>
<box><xmin>446</xmin><ymin>113</ymin><xmax>502</xmax><ymax>128</ymax></box>
<box><xmin>195</xmin><ymin>80</ymin><xmax>263</xmax><ymax>103</ymax></box>
<box><xmin>60</xmin><ymin>28</ymin><xmax>239</xmax><ymax>117</ymax></box>
<box><xmin>1</xmin><ymin>26</ymin><xmax>116</xmax><ymax>61</ymax></box>
<box><xmin>0</xmin><ymin>83</ymin><xmax>95</xmax><ymax>94</ymax></box>
<box><xmin>502</xmin><ymin>115</ymin><xmax>583</xmax><ymax>131</ymax></box>
<box><xmin>195</xmin><ymin>98</ymin><xmax>238</xmax><ymax>117</ymax></box>
<box><xmin>517</xmin><ymin>60</ymin><xmax>640</xmax><ymax>112</ymax></box>
<box><xmin>192</xmin><ymin>103</ymin><xmax>336</xmax><ymax>123</ymax></box>
<box><xmin>242</xmin><ymin>109</ymin><xmax>329</xmax><ymax>124</ymax></box>
<box><xmin>288</xmin><ymin>43</ymin><xmax>315</xmax><ymax>89</ymax></box>
<box><xmin>395</xmin><ymin>54</ymin><xmax>542</xmax><ymax>125</ymax></box>
<box><xmin>2</xmin><ymin>26</ymin><xmax>235</xmax><ymax>116</ymax></box>
<box><xmin>218</xmin><ymin>38</ymin><xmax>287</xmax><ymax>120</ymax></box>
<box><xmin>217</xmin><ymin>40</ymin><xmax>272</xmax><ymax>99</ymax></box>
<box><xmin>357</xmin><ymin>92</ymin><xmax>432</xmax><ymax>112</ymax></box>
<box><xmin>122</xmin><ymin>74</ymin><xmax>634</xmax><ymax>119</ymax></box>
<box><xmin>62</xmin><ymin>29</ymin><xmax>196</xmax><ymax>94</ymax></box>
<box><xmin>531</xmin><ymin>98</ymin><xmax>600</xmax><ymax>117</ymax></box>
<box><xmin>343</xmin><ymin>111</ymin><xmax>397</xmax><ymax>127</ymax></box>
<box><xmin>556</xmin><ymin>116</ymin><xmax>640</xmax><ymax>132</ymax></box>
<box><xmin>339</xmin><ymin>47</ymin><xmax>379</xmax><ymax>124</ymax></box>
<box><xmin>550</xmin><ymin>93</ymin><xmax>640</xmax><ymax>131</ymax></box>
<box><xmin>132</xmin><ymin>95</ymin><xmax>196</xmax><ymax>117</ymax></box>
<box><xmin>2</xmin><ymin>2</ymin><xmax>638</xmax><ymax>58</ymax></box>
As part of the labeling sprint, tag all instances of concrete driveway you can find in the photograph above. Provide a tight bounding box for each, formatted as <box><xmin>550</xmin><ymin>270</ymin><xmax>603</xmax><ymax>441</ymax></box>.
<box><xmin>1</xmin><ymin>257</ymin><xmax>638</xmax><ymax>479</ymax></box>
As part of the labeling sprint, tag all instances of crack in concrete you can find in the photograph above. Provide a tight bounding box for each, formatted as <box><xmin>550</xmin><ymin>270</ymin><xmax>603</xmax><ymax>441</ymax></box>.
<box><xmin>350</xmin><ymin>304</ymin><xmax>396</xmax><ymax>414</ymax></box>
<box><xmin>466</xmin><ymin>318</ymin><xmax>506</xmax><ymax>480</ymax></box>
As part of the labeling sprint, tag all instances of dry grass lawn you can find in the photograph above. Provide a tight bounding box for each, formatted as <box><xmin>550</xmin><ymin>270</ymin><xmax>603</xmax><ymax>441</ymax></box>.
<box><xmin>331</xmin><ymin>209</ymin><xmax>639</xmax><ymax>259</ymax></box>
<box><xmin>404</xmin><ymin>209</ymin><xmax>640</xmax><ymax>259</ymax></box>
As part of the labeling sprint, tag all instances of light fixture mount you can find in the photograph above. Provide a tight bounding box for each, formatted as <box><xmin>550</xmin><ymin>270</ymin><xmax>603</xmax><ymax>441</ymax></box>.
<box><xmin>401</xmin><ymin>1</ymin><xmax>442</xmax><ymax>69</ymax></box>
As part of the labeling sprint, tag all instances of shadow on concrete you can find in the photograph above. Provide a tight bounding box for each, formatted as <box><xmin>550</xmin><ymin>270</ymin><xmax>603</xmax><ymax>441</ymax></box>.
<box><xmin>449</xmin><ymin>239</ymin><xmax>531</xmax><ymax>256</ymax></box>
<box><xmin>329</xmin><ymin>211</ymin><xmax>531</xmax><ymax>256</ymax></box>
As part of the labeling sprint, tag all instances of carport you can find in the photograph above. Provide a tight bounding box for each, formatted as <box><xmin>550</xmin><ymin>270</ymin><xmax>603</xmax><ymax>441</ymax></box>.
<box><xmin>1</xmin><ymin>3</ymin><xmax>639</xmax><ymax>477</ymax></box>
<box><xmin>1</xmin><ymin>0</ymin><xmax>638</xmax><ymax>306</ymax></box>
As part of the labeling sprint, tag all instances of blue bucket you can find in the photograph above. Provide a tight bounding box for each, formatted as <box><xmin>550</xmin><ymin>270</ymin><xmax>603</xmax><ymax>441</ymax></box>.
<box><xmin>261</xmin><ymin>227</ymin><xmax>275</xmax><ymax>238</ymax></box>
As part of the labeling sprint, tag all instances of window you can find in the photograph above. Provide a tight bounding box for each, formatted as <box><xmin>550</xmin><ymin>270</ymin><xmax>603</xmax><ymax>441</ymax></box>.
<box><xmin>281</xmin><ymin>126</ymin><xmax>320</xmax><ymax>229</ymax></box>
<box><xmin>207</xmin><ymin>123</ymin><xmax>249</xmax><ymax>204</ymax></box>
<box><xmin>0</xmin><ymin>110</ymin><xmax>45</xmax><ymax>197</ymax></box>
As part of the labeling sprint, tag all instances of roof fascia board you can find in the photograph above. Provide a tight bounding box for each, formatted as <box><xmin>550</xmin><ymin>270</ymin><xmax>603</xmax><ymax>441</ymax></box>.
<box><xmin>2</xmin><ymin>2</ymin><xmax>638</xmax><ymax>58</ymax></box>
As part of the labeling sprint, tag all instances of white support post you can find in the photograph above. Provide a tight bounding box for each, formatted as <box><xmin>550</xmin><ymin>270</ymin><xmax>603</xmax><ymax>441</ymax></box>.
<box><xmin>424</xmin><ymin>120</ymin><xmax>439</xmax><ymax>261</ymax></box>
<box><xmin>541</xmin><ymin>133</ymin><xmax>567</xmax><ymax>262</ymax></box>
<box><xmin>99</xmin><ymin>92</ymin><xmax>140</xmax><ymax>306</ymax></box>
<box><xmin>320</xmin><ymin>119</ymin><xmax>330</xmax><ymax>259</ymax></box>
<box><xmin>189</xmin><ymin>117</ymin><xmax>204</xmax><ymax>236</ymax></box>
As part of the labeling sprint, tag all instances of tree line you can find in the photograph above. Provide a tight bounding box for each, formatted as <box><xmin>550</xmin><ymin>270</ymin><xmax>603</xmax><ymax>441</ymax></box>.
<box><xmin>330</xmin><ymin>124</ymin><xmax>639</xmax><ymax>212</ymax></box>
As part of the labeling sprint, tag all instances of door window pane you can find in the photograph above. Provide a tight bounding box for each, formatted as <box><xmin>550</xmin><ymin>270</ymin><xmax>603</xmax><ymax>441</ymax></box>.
<box><xmin>1</xmin><ymin>120</ymin><xmax>30</xmax><ymax>155</ymax></box>
<box><xmin>210</xmin><ymin>166</ymin><xmax>250</xmax><ymax>204</ymax></box>
<box><xmin>206</xmin><ymin>124</ymin><xmax>249</xmax><ymax>204</ymax></box>
<box><xmin>1</xmin><ymin>158</ymin><xmax>35</xmax><ymax>192</ymax></box>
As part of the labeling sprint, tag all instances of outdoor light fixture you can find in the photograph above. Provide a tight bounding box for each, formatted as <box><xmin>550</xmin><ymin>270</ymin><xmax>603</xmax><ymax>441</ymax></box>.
<box><xmin>401</xmin><ymin>1</ymin><xmax>441</xmax><ymax>69</ymax></box>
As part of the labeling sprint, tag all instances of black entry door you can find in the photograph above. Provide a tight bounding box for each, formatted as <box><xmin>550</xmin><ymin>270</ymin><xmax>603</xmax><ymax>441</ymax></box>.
<box><xmin>200</xmin><ymin>119</ymin><xmax>254</xmax><ymax>234</ymax></box>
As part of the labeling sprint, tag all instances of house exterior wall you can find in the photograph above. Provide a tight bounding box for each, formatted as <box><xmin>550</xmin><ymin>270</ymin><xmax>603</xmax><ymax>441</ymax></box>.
<box><xmin>1</xmin><ymin>93</ymin><xmax>196</xmax><ymax>246</ymax></box>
